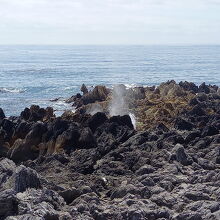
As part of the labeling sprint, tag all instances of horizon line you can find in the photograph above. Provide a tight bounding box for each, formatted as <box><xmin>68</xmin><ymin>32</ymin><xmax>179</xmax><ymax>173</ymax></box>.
<box><xmin>0</xmin><ymin>43</ymin><xmax>220</xmax><ymax>46</ymax></box>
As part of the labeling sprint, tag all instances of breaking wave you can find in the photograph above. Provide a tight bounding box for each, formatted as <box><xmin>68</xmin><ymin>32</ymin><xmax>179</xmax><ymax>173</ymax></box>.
<box><xmin>0</xmin><ymin>87</ymin><xmax>26</xmax><ymax>94</ymax></box>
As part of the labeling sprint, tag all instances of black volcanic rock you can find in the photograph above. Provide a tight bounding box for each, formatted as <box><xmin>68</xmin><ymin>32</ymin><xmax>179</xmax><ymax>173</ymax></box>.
<box><xmin>174</xmin><ymin>117</ymin><xmax>194</xmax><ymax>131</ymax></box>
<box><xmin>198</xmin><ymin>82</ymin><xmax>210</xmax><ymax>94</ymax></box>
<box><xmin>0</xmin><ymin>108</ymin><xmax>5</xmax><ymax>121</ymax></box>
<box><xmin>0</xmin><ymin>189</ymin><xmax>18</xmax><ymax>219</ymax></box>
<box><xmin>188</xmin><ymin>105</ymin><xmax>206</xmax><ymax>116</ymax></box>
<box><xmin>13</xmin><ymin>165</ymin><xmax>41</xmax><ymax>193</ymax></box>
<box><xmin>109</xmin><ymin>115</ymin><xmax>134</xmax><ymax>129</ymax></box>
<box><xmin>171</xmin><ymin>144</ymin><xmax>193</xmax><ymax>166</ymax></box>
<box><xmin>1</xmin><ymin>81</ymin><xmax>220</xmax><ymax>219</ymax></box>
<box><xmin>87</xmin><ymin>112</ymin><xmax>108</xmax><ymax>132</ymax></box>
<box><xmin>179</xmin><ymin>81</ymin><xmax>198</xmax><ymax>93</ymax></box>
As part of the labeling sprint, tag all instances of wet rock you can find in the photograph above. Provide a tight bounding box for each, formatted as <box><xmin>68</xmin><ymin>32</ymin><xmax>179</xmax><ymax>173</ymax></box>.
<box><xmin>81</xmin><ymin>84</ymin><xmax>88</xmax><ymax>95</ymax></box>
<box><xmin>0</xmin><ymin>108</ymin><xmax>5</xmax><ymax>120</ymax></box>
<box><xmin>1</xmin><ymin>119</ymin><xmax>15</xmax><ymax>142</ymax></box>
<box><xmin>79</xmin><ymin>85</ymin><xmax>110</xmax><ymax>106</ymax></box>
<box><xmin>78</xmin><ymin>127</ymin><xmax>97</xmax><ymax>148</ymax></box>
<box><xmin>109</xmin><ymin>115</ymin><xmax>134</xmax><ymax>130</ymax></box>
<box><xmin>179</xmin><ymin>81</ymin><xmax>198</xmax><ymax>93</ymax></box>
<box><xmin>198</xmin><ymin>82</ymin><xmax>210</xmax><ymax>94</ymax></box>
<box><xmin>87</xmin><ymin>112</ymin><xmax>108</xmax><ymax>132</ymax></box>
<box><xmin>20</xmin><ymin>108</ymin><xmax>30</xmax><ymax>121</ymax></box>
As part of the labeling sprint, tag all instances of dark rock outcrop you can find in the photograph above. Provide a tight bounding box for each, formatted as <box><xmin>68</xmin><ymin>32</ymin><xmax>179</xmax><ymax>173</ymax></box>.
<box><xmin>0</xmin><ymin>108</ymin><xmax>5</xmax><ymax>121</ymax></box>
<box><xmin>1</xmin><ymin>81</ymin><xmax>220</xmax><ymax>219</ymax></box>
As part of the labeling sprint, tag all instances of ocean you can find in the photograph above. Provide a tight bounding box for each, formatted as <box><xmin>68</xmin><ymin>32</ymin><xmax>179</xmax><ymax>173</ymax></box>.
<box><xmin>0</xmin><ymin>45</ymin><xmax>220</xmax><ymax>116</ymax></box>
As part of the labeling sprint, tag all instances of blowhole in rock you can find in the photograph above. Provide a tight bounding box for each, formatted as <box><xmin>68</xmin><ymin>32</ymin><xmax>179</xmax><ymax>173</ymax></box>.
<box><xmin>109</xmin><ymin>84</ymin><xmax>136</xmax><ymax>130</ymax></box>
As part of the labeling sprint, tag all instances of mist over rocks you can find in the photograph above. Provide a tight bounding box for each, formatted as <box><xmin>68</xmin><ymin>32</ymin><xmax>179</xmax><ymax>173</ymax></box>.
<box><xmin>0</xmin><ymin>80</ymin><xmax>220</xmax><ymax>219</ymax></box>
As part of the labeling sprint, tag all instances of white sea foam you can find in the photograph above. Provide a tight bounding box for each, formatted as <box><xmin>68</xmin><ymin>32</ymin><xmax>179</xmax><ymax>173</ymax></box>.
<box><xmin>0</xmin><ymin>87</ymin><xmax>25</xmax><ymax>93</ymax></box>
<box><xmin>129</xmin><ymin>113</ymin><xmax>137</xmax><ymax>130</ymax></box>
<box><xmin>124</xmin><ymin>83</ymin><xmax>138</xmax><ymax>89</ymax></box>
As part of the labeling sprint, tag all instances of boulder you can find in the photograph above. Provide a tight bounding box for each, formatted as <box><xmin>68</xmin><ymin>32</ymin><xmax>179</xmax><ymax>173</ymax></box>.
<box><xmin>184</xmin><ymin>191</ymin><xmax>211</xmax><ymax>201</ymax></box>
<box><xmin>59</xmin><ymin>187</ymin><xmax>81</xmax><ymax>205</ymax></box>
<box><xmin>13</xmin><ymin>165</ymin><xmax>41</xmax><ymax>193</ymax></box>
<box><xmin>0</xmin><ymin>119</ymin><xmax>15</xmax><ymax>142</ymax></box>
<box><xmin>201</xmin><ymin>125</ymin><xmax>219</xmax><ymax>137</ymax></box>
<box><xmin>20</xmin><ymin>108</ymin><xmax>30</xmax><ymax>121</ymax></box>
<box><xmin>87</xmin><ymin>112</ymin><xmax>108</xmax><ymax>132</ymax></box>
<box><xmin>188</xmin><ymin>105</ymin><xmax>206</xmax><ymax>116</ymax></box>
<box><xmin>0</xmin><ymin>189</ymin><xmax>18</xmax><ymax>219</ymax></box>
<box><xmin>14</xmin><ymin>121</ymin><xmax>33</xmax><ymax>139</ymax></box>
<box><xmin>8</xmin><ymin>123</ymin><xmax>47</xmax><ymax>162</ymax></box>
<box><xmin>179</xmin><ymin>81</ymin><xmax>198</xmax><ymax>93</ymax></box>
<box><xmin>171</xmin><ymin>144</ymin><xmax>192</xmax><ymax>166</ymax></box>
<box><xmin>54</xmin><ymin>126</ymin><xmax>80</xmax><ymax>154</ymax></box>
<box><xmin>81</xmin><ymin>85</ymin><xmax>110</xmax><ymax>106</ymax></box>
<box><xmin>0</xmin><ymin>158</ymin><xmax>16</xmax><ymax>186</ymax></box>
<box><xmin>78</xmin><ymin>127</ymin><xmax>97</xmax><ymax>148</ymax></box>
<box><xmin>174</xmin><ymin>118</ymin><xmax>194</xmax><ymax>131</ymax></box>
<box><xmin>109</xmin><ymin>115</ymin><xmax>134</xmax><ymax>129</ymax></box>
<box><xmin>81</xmin><ymin>84</ymin><xmax>88</xmax><ymax>95</ymax></box>
<box><xmin>198</xmin><ymin>82</ymin><xmax>210</xmax><ymax>94</ymax></box>
<box><xmin>158</xmin><ymin>81</ymin><xmax>186</xmax><ymax>97</ymax></box>
<box><xmin>135</xmin><ymin>165</ymin><xmax>155</xmax><ymax>175</ymax></box>
<box><xmin>0</xmin><ymin>108</ymin><xmax>5</xmax><ymax>120</ymax></box>
<box><xmin>15</xmin><ymin>188</ymin><xmax>65</xmax><ymax>219</ymax></box>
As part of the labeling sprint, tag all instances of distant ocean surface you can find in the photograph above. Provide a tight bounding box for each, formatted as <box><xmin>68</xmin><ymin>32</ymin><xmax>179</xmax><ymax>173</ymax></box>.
<box><xmin>0</xmin><ymin>45</ymin><xmax>220</xmax><ymax>116</ymax></box>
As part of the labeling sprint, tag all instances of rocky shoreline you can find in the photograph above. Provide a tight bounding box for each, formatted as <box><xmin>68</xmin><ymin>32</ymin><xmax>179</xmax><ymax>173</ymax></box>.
<box><xmin>1</xmin><ymin>80</ymin><xmax>220</xmax><ymax>220</ymax></box>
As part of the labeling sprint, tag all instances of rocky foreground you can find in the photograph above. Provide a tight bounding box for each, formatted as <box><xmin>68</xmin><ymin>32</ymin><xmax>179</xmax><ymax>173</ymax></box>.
<box><xmin>0</xmin><ymin>80</ymin><xmax>220</xmax><ymax>220</ymax></box>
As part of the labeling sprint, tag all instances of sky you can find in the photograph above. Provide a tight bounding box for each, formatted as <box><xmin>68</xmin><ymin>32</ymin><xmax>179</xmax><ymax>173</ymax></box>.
<box><xmin>0</xmin><ymin>0</ymin><xmax>220</xmax><ymax>45</ymax></box>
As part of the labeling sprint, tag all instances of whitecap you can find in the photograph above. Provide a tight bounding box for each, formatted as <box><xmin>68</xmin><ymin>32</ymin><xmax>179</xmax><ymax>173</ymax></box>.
<box><xmin>63</xmin><ymin>86</ymin><xmax>78</xmax><ymax>91</ymax></box>
<box><xmin>0</xmin><ymin>87</ymin><xmax>25</xmax><ymax>93</ymax></box>
<box><xmin>124</xmin><ymin>84</ymin><xmax>138</xmax><ymax>89</ymax></box>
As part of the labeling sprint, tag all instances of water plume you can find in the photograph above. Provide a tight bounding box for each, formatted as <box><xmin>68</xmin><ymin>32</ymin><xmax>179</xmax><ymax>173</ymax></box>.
<box><xmin>87</xmin><ymin>103</ymin><xmax>103</xmax><ymax>115</ymax></box>
<box><xmin>109</xmin><ymin>84</ymin><xmax>136</xmax><ymax>129</ymax></box>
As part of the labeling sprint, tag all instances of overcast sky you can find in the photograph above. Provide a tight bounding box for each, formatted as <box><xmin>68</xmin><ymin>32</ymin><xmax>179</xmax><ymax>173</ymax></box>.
<box><xmin>0</xmin><ymin>0</ymin><xmax>220</xmax><ymax>45</ymax></box>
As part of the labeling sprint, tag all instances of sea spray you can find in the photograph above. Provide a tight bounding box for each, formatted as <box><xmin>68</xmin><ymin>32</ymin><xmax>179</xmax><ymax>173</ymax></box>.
<box><xmin>109</xmin><ymin>84</ymin><xmax>128</xmax><ymax>116</ymax></box>
<box><xmin>129</xmin><ymin>113</ymin><xmax>137</xmax><ymax>130</ymax></box>
<box><xmin>109</xmin><ymin>84</ymin><xmax>136</xmax><ymax>129</ymax></box>
<box><xmin>87</xmin><ymin>103</ymin><xmax>103</xmax><ymax>115</ymax></box>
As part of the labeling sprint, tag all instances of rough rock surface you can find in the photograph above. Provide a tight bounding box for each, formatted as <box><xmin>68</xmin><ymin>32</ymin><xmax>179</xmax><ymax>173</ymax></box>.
<box><xmin>0</xmin><ymin>81</ymin><xmax>220</xmax><ymax>219</ymax></box>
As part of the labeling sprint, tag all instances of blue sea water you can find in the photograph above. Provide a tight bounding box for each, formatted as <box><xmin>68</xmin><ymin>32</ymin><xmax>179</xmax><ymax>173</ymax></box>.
<box><xmin>0</xmin><ymin>45</ymin><xmax>220</xmax><ymax>116</ymax></box>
